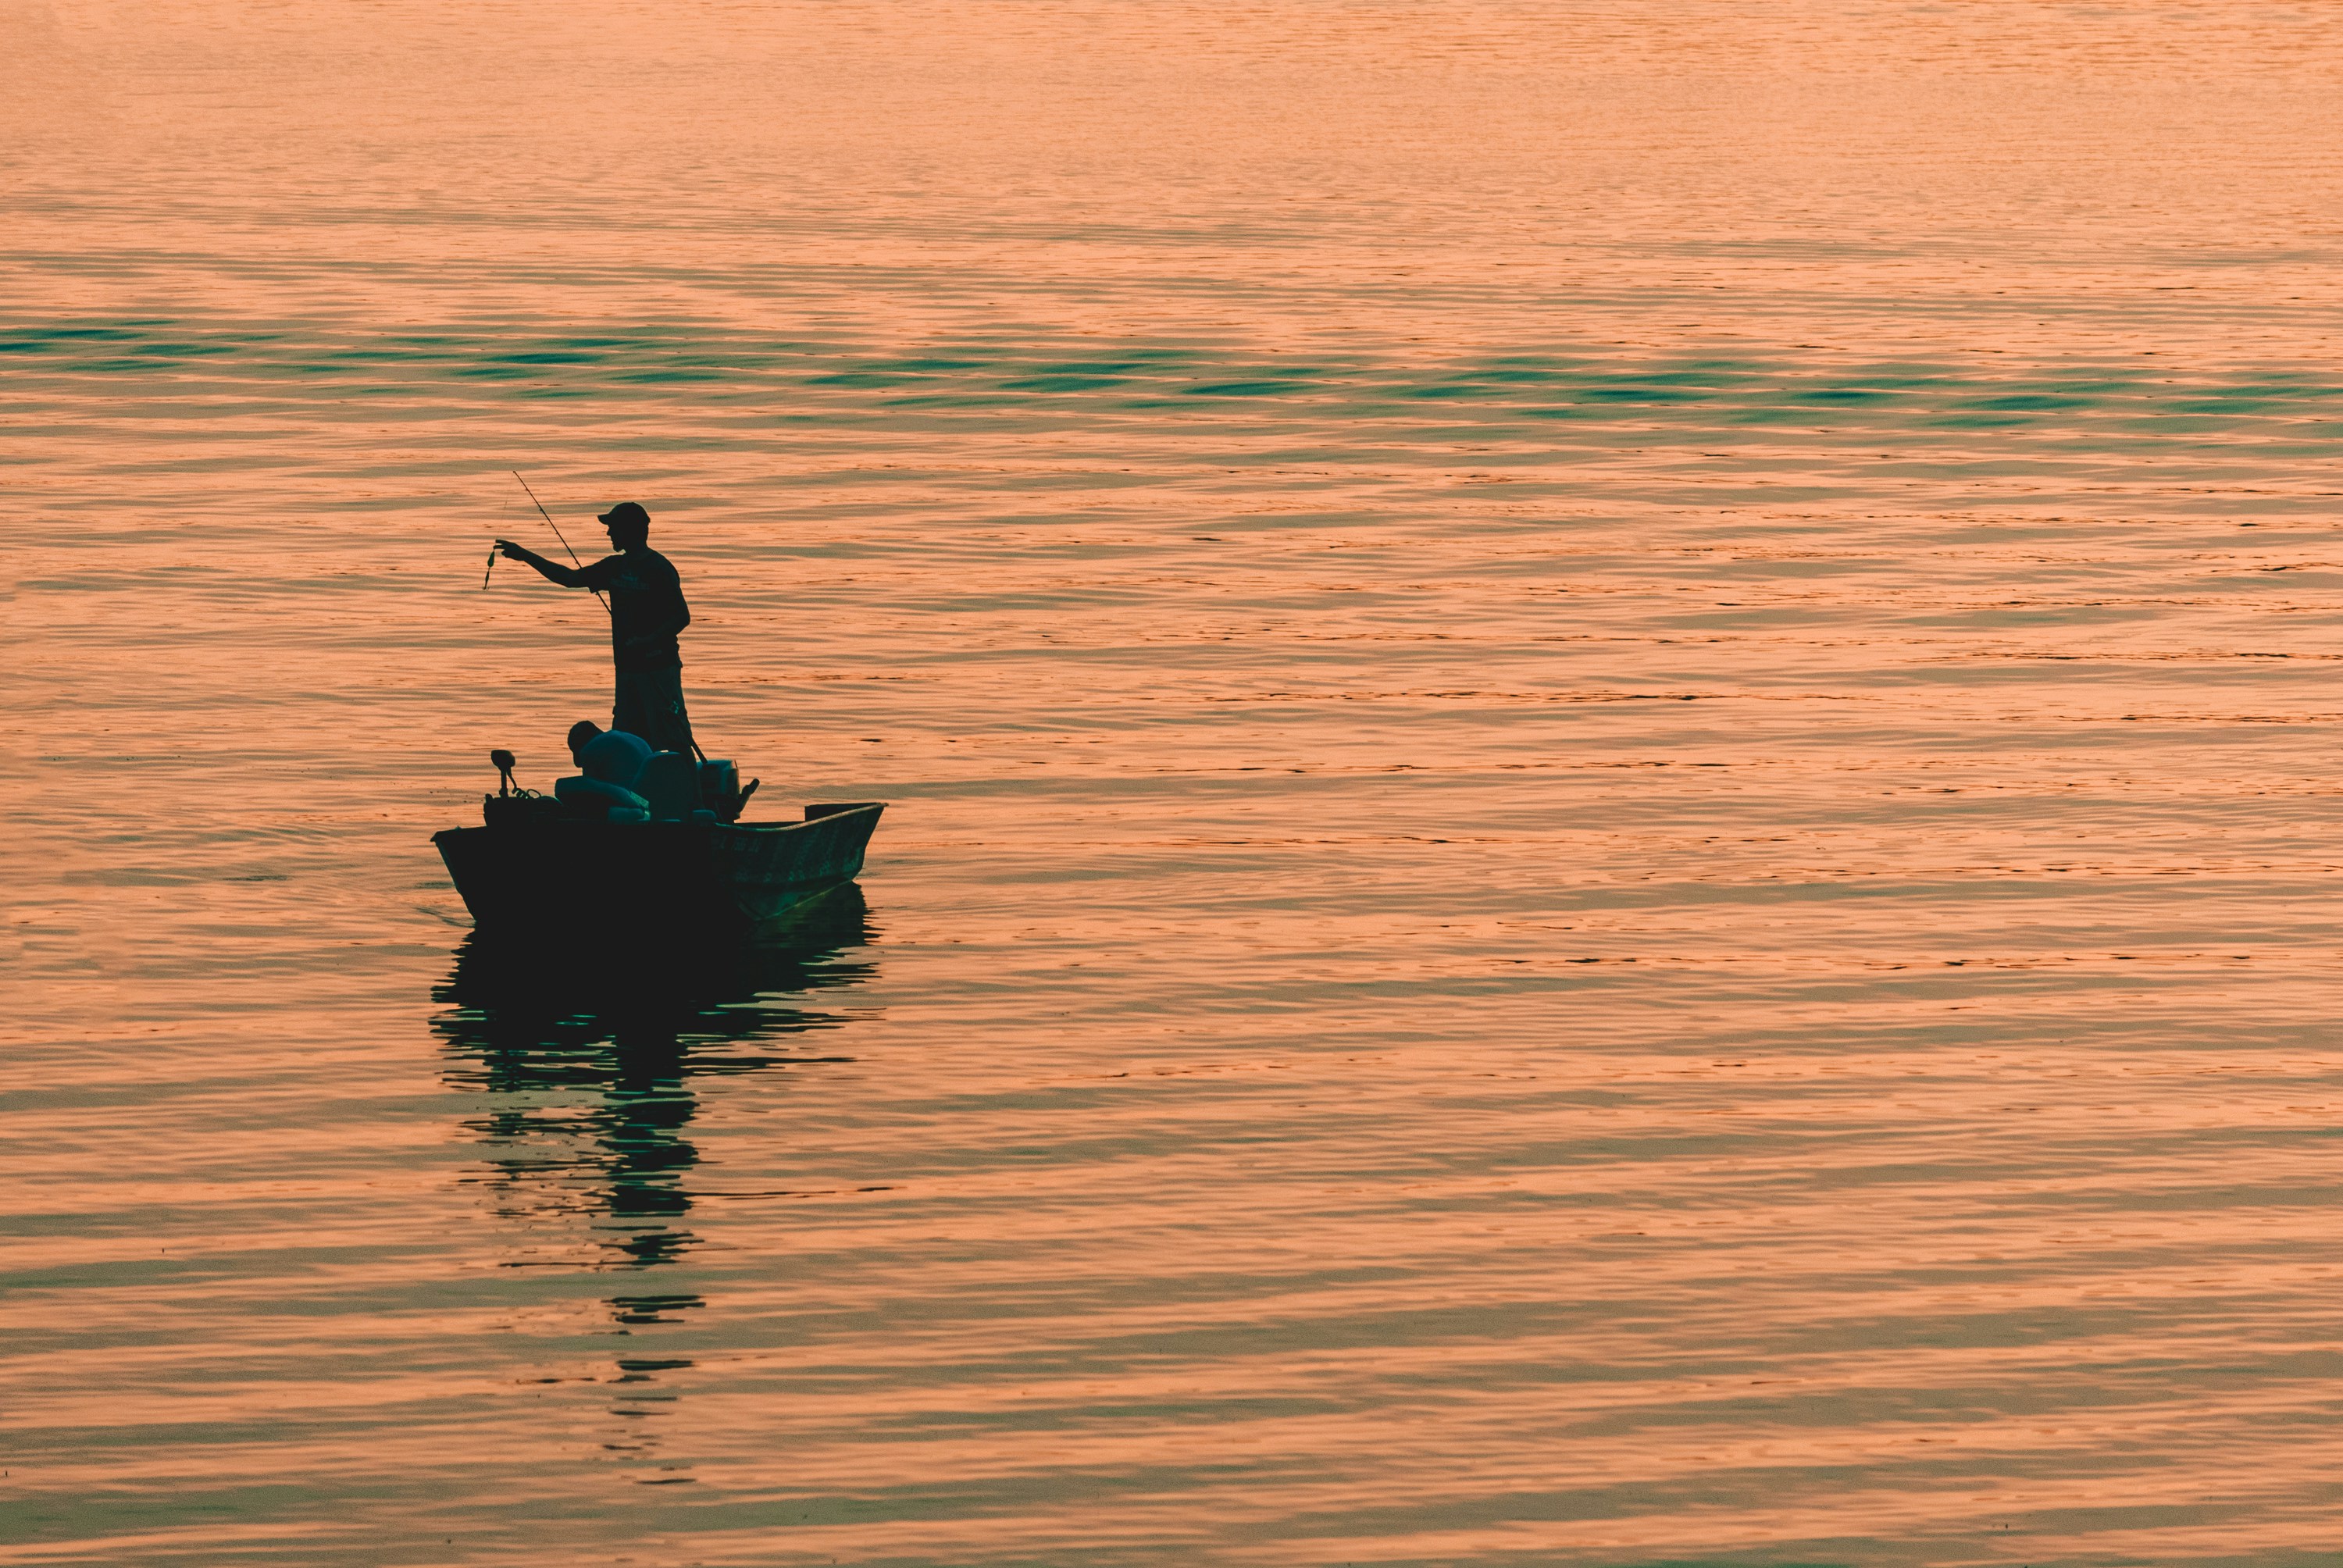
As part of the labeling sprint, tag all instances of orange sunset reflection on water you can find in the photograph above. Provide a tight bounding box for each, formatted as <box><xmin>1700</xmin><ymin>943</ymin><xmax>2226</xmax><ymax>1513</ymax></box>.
<box><xmin>9</xmin><ymin>2</ymin><xmax>2343</xmax><ymax>1563</ymax></box>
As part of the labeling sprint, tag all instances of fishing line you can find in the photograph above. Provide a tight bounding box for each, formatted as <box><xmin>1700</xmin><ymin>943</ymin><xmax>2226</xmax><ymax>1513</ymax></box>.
<box><xmin>511</xmin><ymin>471</ymin><xmax>609</xmax><ymax>611</ymax></box>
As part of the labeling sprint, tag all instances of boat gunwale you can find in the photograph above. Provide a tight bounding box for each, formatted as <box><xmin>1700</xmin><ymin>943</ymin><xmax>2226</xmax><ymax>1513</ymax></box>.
<box><xmin>433</xmin><ymin>800</ymin><xmax>884</xmax><ymax>843</ymax></box>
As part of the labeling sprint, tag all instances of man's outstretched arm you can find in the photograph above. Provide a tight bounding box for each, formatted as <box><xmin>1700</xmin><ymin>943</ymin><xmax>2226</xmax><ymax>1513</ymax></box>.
<box><xmin>494</xmin><ymin>540</ymin><xmax>588</xmax><ymax>587</ymax></box>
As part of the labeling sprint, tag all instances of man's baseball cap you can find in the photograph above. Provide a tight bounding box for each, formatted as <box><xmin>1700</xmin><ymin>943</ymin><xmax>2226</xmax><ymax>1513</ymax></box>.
<box><xmin>598</xmin><ymin>501</ymin><xmax>650</xmax><ymax>528</ymax></box>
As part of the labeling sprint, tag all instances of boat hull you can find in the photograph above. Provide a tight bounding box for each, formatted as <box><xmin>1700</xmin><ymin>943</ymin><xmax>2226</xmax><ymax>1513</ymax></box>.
<box><xmin>433</xmin><ymin>803</ymin><xmax>883</xmax><ymax>939</ymax></box>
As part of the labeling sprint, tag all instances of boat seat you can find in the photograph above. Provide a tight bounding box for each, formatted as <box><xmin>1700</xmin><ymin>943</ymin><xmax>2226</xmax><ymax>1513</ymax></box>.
<box><xmin>636</xmin><ymin>751</ymin><xmax>700</xmax><ymax>821</ymax></box>
<box><xmin>555</xmin><ymin>775</ymin><xmax>648</xmax><ymax>814</ymax></box>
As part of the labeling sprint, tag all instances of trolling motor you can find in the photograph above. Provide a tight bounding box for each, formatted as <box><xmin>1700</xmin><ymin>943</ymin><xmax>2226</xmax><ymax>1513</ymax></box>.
<box><xmin>480</xmin><ymin>749</ymin><xmax>558</xmax><ymax>825</ymax></box>
<box><xmin>487</xmin><ymin>745</ymin><xmax>525</xmax><ymax>796</ymax></box>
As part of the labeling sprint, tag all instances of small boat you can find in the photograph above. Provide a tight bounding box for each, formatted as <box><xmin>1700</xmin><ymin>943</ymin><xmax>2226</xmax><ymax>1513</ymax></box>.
<box><xmin>435</xmin><ymin>799</ymin><xmax>885</xmax><ymax>939</ymax></box>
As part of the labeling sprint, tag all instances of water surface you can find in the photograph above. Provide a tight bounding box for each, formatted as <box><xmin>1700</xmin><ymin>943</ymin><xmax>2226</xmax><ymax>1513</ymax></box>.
<box><xmin>11</xmin><ymin>3</ymin><xmax>2343</xmax><ymax>1563</ymax></box>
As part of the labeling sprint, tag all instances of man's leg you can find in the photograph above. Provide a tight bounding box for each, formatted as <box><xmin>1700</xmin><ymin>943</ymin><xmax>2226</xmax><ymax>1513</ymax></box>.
<box><xmin>651</xmin><ymin>667</ymin><xmax>696</xmax><ymax>755</ymax></box>
<box><xmin>612</xmin><ymin>673</ymin><xmax>651</xmax><ymax>743</ymax></box>
<box><xmin>615</xmin><ymin>668</ymin><xmax>695</xmax><ymax>754</ymax></box>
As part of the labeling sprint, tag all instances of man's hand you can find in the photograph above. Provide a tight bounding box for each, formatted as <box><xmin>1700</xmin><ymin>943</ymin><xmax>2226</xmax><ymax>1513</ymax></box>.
<box><xmin>493</xmin><ymin>540</ymin><xmax>587</xmax><ymax>587</ymax></box>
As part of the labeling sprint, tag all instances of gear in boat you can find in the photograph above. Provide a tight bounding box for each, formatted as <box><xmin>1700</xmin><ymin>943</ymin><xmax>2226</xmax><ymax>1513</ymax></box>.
<box><xmin>434</xmin><ymin>725</ymin><xmax>884</xmax><ymax>941</ymax></box>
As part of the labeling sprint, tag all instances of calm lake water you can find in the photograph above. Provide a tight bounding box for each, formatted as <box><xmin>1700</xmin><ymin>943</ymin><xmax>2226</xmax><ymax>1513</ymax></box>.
<box><xmin>12</xmin><ymin>2</ymin><xmax>2343</xmax><ymax>1563</ymax></box>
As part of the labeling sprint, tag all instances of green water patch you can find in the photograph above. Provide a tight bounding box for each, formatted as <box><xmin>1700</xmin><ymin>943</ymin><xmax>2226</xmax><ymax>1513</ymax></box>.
<box><xmin>1927</xmin><ymin>412</ymin><xmax>2047</xmax><ymax>428</ymax></box>
<box><xmin>1956</xmin><ymin>394</ymin><xmax>2090</xmax><ymax>412</ymax></box>
<box><xmin>805</xmin><ymin>369</ymin><xmax>931</xmax><ymax>387</ymax></box>
<box><xmin>1181</xmin><ymin>378</ymin><xmax>1326</xmax><ymax>397</ymax></box>
<box><xmin>14</xmin><ymin>323</ymin><xmax>152</xmax><ymax>341</ymax></box>
<box><xmin>1396</xmin><ymin>382</ymin><xmax>1516</xmax><ymax>401</ymax></box>
<box><xmin>876</xmin><ymin>357</ymin><xmax>1000</xmax><ymax>372</ymax></box>
<box><xmin>1028</xmin><ymin>358</ymin><xmax>1163</xmax><ymax>374</ymax></box>
<box><xmin>998</xmin><ymin>374</ymin><xmax>1129</xmax><ymax>392</ymax></box>
<box><xmin>483</xmin><ymin>351</ymin><xmax>606</xmax><ymax>366</ymax></box>
<box><xmin>1566</xmin><ymin>385</ymin><xmax>1709</xmax><ymax>404</ymax></box>
<box><xmin>77</xmin><ymin>355</ymin><xmax>189</xmax><ymax>375</ymax></box>
<box><xmin>875</xmin><ymin>391</ymin><xmax>1035</xmax><ymax>408</ymax></box>
<box><xmin>105</xmin><ymin>340</ymin><xmax>238</xmax><ymax>360</ymax></box>
<box><xmin>1790</xmin><ymin>387</ymin><xmax>1895</xmax><ymax>404</ymax></box>
<box><xmin>991</xmin><ymin>355</ymin><xmax>1182</xmax><ymax>393</ymax></box>
<box><xmin>1581</xmin><ymin>1556</ymin><xmax>1855</xmax><ymax>1568</ymax></box>
<box><xmin>18</xmin><ymin>315</ymin><xmax>2343</xmax><ymax>458</ymax></box>
<box><xmin>2170</xmin><ymin>383</ymin><xmax>2343</xmax><ymax>415</ymax></box>
<box><xmin>311</xmin><ymin>347</ymin><xmax>461</xmax><ymax>365</ymax></box>
<box><xmin>1618</xmin><ymin>368</ymin><xmax>1751</xmax><ymax>387</ymax></box>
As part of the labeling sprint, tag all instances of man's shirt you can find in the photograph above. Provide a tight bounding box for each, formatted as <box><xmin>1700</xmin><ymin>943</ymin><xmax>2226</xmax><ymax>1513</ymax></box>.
<box><xmin>579</xmin><ymin>547</ymin><xmax>690</xmax><ymax>672</ymax></box>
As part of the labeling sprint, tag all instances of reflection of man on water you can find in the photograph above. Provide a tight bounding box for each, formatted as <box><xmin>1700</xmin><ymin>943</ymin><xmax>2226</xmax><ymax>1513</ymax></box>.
<box><xmin>494</xmin><ymin>501</ymin><xmax>695</xmax><ymax>755</ymax></box>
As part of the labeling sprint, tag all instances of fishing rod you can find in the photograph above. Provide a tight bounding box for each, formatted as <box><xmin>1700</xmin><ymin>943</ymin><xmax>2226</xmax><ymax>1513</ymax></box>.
<box><xmin>510</xmin><ymin>471</ymin><xmax>609</xmax><ymax>611</ymax></box>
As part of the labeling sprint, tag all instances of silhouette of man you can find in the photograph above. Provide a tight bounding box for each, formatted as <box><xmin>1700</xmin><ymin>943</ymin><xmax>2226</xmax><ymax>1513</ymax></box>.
<box><xmin>495</xmin><ymin>501</ymin><xmax>696</xmax><ymax>755</ymax></box>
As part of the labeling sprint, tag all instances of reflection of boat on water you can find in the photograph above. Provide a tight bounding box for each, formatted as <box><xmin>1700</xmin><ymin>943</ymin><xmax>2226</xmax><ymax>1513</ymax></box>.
<box><xmin>434</xmin><ymin>801</ymin><xmax>885</xmax><ymax>941</ymax></box>
<box><xmin>430</xmin><ymin>888</ymin><xmax>878</xmax><ymax>1281</ymax></box>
